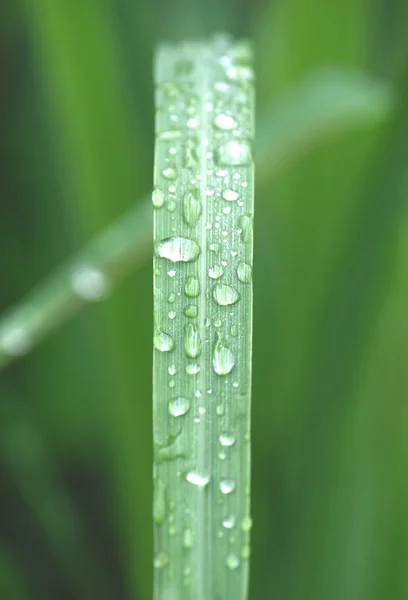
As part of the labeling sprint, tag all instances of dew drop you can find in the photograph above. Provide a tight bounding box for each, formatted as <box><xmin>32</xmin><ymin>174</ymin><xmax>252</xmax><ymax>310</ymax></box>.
<box><xmin>168</xmin><ymin>365</ymin><xmax>177</xmax><ymax>376</ymax></box>
<box><xmin>230</xmin><ymin>324</ymin><xmax>238</xmax><ymax>337</ymax></box>
<box><xmin>222</xmin><ymin>515</ymin><xmax>236</xmax><ymax>529</ymax></box>
<box><xmin>223</xmin><ymin>206</ymin><xmax>231</xmax><ymax>215</ymax></box>
<box><xmin>183</xmin><ymin>191</ymin><xmax>202</xmax><ymax>227</ymax></box>
<box><xmin>226</xmin><ymin>553</ymin><xmax>240</xmax><ymax>570</ymax></box>
<box><xmin>208</xmin><ymin>265</ymin><xmax>224</xmax><ymax>279</ymax></box>
<box><xmin>168</xmin><ymin>311</ymin><xmax>176</xmax><ymax>319</ymax></box>
<box><xmin>241</xmin><ymin>545</ymin><xmax>250</xmax><ymax>560</ymax></box>
<box><xmin>219</xmin><ymin>433</ymin><xmax>236</xmax><ymax>447</ymax></box>
<box><xmin>213</xmin><ymin>337</ymin><xmax>235</xmax><ymax>376</ymax></box>
<box><xmin>213</xmin><ymin>284</ymin><xmax>240</xmax><ymax>306</ymax></box>
<box><xmin>213</xmin><ymin>113</ymin><xmax>238</xmax><ymax>130</ymax></box>
<box><xmin>216</xmin><ymin>404</ymin><xmax>225</xmax><ymax>416</ymax></box>
<box><xmin>237</xmin><ymin>261</ymin><xmax>252</xmax><ymax>283</ymax></box>
<box><xmin>186</xmin><ymin>469</ymin><xmax>210</xmax><ymax>488</ymax></box>
<box><xmin>0</xmin><ymin>325</ymin><xmax>32</xmax><ymax>356</ymax></box>
<box><xmin>216</xmin><ymin>140</ymin><xmax>252</xmax><ymax>166</ymax></box>
<box><xmin>185</xmin><ymin>274</ymin><xmax>200</xmax><ymax>297</ymax></box>
<box><xmin>168</xmin><ymin>269</ymin><xmax>176</xmax><ymax>277</ymax></box>
<box><xmin>162</xmin><ymin>167</ymin><xmax>177</xmax><ymax>180</ymax></box>
<box><xmin>214</xmin><ymin>318</ymin><xmax>222</xmax><ymax>328</ymax></box>
<box><xmin>220</xmin><ymin>478</ymin><xmax>236</xmax><ymax>494</ymax></box>
<box><xmin>183</xmin><ymin>528</ymin><xmax>193</xmax><ymax>549</ymax></box>
<box><xmin>187</xmin><ymin>117</ymin><xmax>199</xmax><ymax>129</ymax></box>
<box><xmin>186</xmin><ymin>362</ymin><xmax>200</xmax><ymax>375</ymax></box>
<box><xmin>222</xmin><ymin>189</ymin><xmax>239</xmax><ymax>202</ymax></box>
<box><xmin>226</xmin><ymin>64</ymin><xmax>254</xmax><ymax>82</ymax></box>
<box><xmin>71</xmin><ymin>267</ymin><xmax>109</xmax><ymax>301</ymax></box>
<box><xmin>157</xmin><ymin>237</ymin><xmax>200</xmax><ymax>263</ymax></box>
<box><xmin>238</xmin><ymin>214</ymin><xmax>252</xmax><ymax>244</ymax></box>
<box><xmin>209</xmin><ymin>242</ymin><xmax>220</xmax><ymax>254</ymax></box>
<box><xmin>153</xmin><ymin>478</ymin><xmax>166</xmax><ymax>525</ymax></box>
<box><xmin>159</xmin><ymin>129</ymin><xmax>182</xmax><ymax>141</ymax></box>
<box><xmin>168</xmin><ymin>292</ymin><xmax>176</xmax><ymax>303</ymax></box>
<box><xmin>184</xmin><ymin>323</ymin><xmax>201</xmax><ymax>358</ymax></box>
<box><xmin>154</xmin><ymin>330</ymin><xmax>175</xmax><ymax>352</ymax></box>
<box><xmin>167</xmin><ymin>199</ymin><xmax>176</xmax><ymax>212</ymax></box>
<box><xmin>154</xmin><ymin>552</ymin><xmax>169</xmax><ymax>569</ymax></box>
<box><xmin>168</xmin><ymin>397</ymin><xmax>190</xmax><ymax>417</ymax></box>
<box><xmin>241</xmin><ymin>516</ymin><xmax>253</xmax><ymax>532</ymax></box>
<box><xmin>184</xmin><ymin>304</ymin><xmax>198</xmax><ymax>318</ymax></box>
<box><xmin>152</xmin><ymin>188</ymin><xmax>165</xmax><ymax>208</ymax></box>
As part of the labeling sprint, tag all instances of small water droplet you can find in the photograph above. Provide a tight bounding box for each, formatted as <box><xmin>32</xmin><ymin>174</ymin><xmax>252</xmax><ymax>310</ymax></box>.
<box><xmin>239</xmin><ymin>214</ymin><xmax>252</xmax><ymax>244</ymax></box>
<box><xmin>154</xmin><ymin>330</ymin><xmax>175</xmax><ymax>352</ymax></box>
<box><xmin>153</xmin><ymin>478</ymin><xmax>166</xmax><ymax>525</ymax></box>
<box><xmin>168</xmin><ymin>269</ymin><xmax>176</xmax><ymax>277</ymax></box>
<box><xmin>226</xmin><ymin>65</ymin><xmax>254</xmax><ymax>82</ymax></box>
<box><xmin>185</xmin><ymin>274</ymin><xmax>200</xmax><ymax>297</ymax></box>
<box><xmin>241</xmin><ymin>516</ymin><xmax>253</xmax><ymax>532</ymax></box>
<box><xmin>184</xmin><ymin>324</ymin><xmax>201</xmax><ymax>358</ymax></box>
<box><xmin>168</xmin><ymin>310</ymin><xmax>176</xmax><ymax>319</ymax></box>
<box><xmin>183</xmin><ymin>528</ymin><xmax>193</xmax><ymax>549</ymax></box>
<box><xmin>209</xmin><ymin>242</ymin><xmax>220</xmax><ymax>254</ymax></box>
<box><xmin>213</xmin><ymin>337</ymin><xmax>235</xmax><ymax>376</ymax></box>
<box><xmin>186</xmin><ymin>469</ymin><xmax>210</xmax><ymax>488</ymax></box>
<box><xmin>183</xmin><ymin>191</ymin><xmax>202</xmax><ymax>227</ymax></box>
<box><xmin>186</xmin><ymin>362</ymin><xmax>200</xmax><ymax>375</ymax></box>
<box><xmin>222</xmin><ymin>189</ymin><xmax>239</xmax><ymax>202</ymax></box>
<box><xmin>168</xmin><ymin>397</ymin><xmax>191</xmax><ymax>417</ymax></box>
<box><xmin>214</xmin><ymin>318</ymin><xmax>222</xmax><ymax>328</ymax></box>
<box><xmin>230</xmin><ymin>324</ymin><xmax>238</xmax><ymax>337</ymax></box>
<box><xmin>208</xmin><ymin>265</ymin><xmax>224</xmax><ymax>279</ymax></box>
<box><xmin>216</xmin><ymin>404</ymin><xmax>225</xmax><ymax>416</ymax></box>
<box><xmin>204</xmin><ymin>317</ymin><xmax>210</xmax><ymax>327</ymax></box>
<box><xmin>154</xmin><ymin>552</ymin><xmax>169</xmax><ymax>569</ymax></box>
<box><xmin>184</xmin><ymin>304</ymin><xmax>198</xmax><ymax>318</ymax></box>
<box><xmin>168</xmin><ymin>292</ymin><xmax>176</xmax><ymax>303</ymax></box>
<box><xmin>167</xmin><ymin>199</ymin><xmax>176</xmax><ymax>212</ymax></box>
<box><xmin>162</xmin><ymin>167</ymin><xmax>177</xmax><ymax>180</ymax></box>
<box><xmin>213</xmin><ymin>284</ymin><xmax>240</xmax><ymax>306</ymax></box>
<box><xmin>222</xmin><ymin>515</ymin><xmax>236</xmax><ymax>529</ymax></box>
<box><xmin>241</xmin><ymin>545</ymin><xmax>250</xmax><ymax>560</ymax></box>
<box><xmin>216</xmin><ymin>169</ymin><xmax>228</xmax><ymax>177</ymax></box>
<box><xmin>216</xmin><ymin>140</ymin><xmax>252</xmax><ymax>166</ymax></box>
<box><xmin>157</xmin><ymin>237</ymin><xmax>200</xmax><ymax>263</ymax></box>
<box><xmin>71</xmin><ymin>267</ymin><xmax>108</xmax><ymax>301</ymax></box>
<box><xmin>226</xmin><ymin>553</ymin><xmax>240</xmax><ymax>570</ymax></box>
<box><xmin>152</xmin><ymin>188</ymin><xmax>165</xmax><ymax>208</ymax></box>
<box><xmin>219</xmin><ymin>433</ymin><xmax>236</xmax><ymax>447</ymax></box>
<box><xmin>159</xmin><ymin>129</ymin><xmax>182</xmax><ymax>141</ymax></box>
<box><xmin>187</xmin><ymin>117</ymin><xmax>199</xmax><ymax>128</ymax></box>
<box><xmin>220</xmin><ymin>478</ymin><xmax>236</xmax><ymax>494</ymax></box>
<box><xmin>213</xmin><ymin>113</ymin><xmax>238</xmax><ymax>130</ymax></box>
<box><xmin>168</xmin><ymin>365</ymin><xmax>177</xmax><ymax>376</ymax></box>
<box><xmin>223</xmin><ymin>206</ymin><xmax>231</xmax><ymax>215</ymax></box>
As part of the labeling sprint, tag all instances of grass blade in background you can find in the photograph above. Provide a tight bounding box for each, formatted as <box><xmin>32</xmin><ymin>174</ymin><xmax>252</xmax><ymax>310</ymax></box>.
<box><xmin>153</xmin><ymin>36</ymin><xmax>254</xmax><ymax>600</ymax></box>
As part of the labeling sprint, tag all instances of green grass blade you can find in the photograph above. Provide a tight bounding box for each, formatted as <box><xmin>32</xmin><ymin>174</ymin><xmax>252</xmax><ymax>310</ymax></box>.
<box><xmin>152</xmin><ymin>36</ymin><xmax>254</xmax><ymax>600</ymax></box>
<box><xmin>0</xmin><ymin>201</ymin><xmax>150</xmax><ymax>370</ymax></box>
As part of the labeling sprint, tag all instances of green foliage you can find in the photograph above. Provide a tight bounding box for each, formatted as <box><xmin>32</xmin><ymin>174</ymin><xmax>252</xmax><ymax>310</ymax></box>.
<box><xmin>1</xmin><ymin>1</ymin><xmax>408</xmax><ymax>599</ymax></box>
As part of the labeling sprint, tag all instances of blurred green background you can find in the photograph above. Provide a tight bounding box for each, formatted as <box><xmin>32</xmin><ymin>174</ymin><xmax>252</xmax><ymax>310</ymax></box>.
<box><xmin>1</xmin><ymin>0</ymin><xmax>408</xmax><ymax>598</ymax></box>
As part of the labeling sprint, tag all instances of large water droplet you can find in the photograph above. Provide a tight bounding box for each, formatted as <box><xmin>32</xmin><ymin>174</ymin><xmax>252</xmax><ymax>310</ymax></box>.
<box><xmin>184</xmin><ymin>304</ymin><xmax>198</xmax><ymax>318</ymax></box>
<box><xmin>186</xmin><ymin>469</ymin><xmax>210</xmax><ymax>488</ymax></box>
<box><xmin>162</xmin><ymin>167</ymin><xmax>177</xmax><ymax>180</ymax></box>
<box><xmin>237</xmin><ymin>261</ymin><xmax>252</xmax><ymax>283</ymax></box>
<box><xmin>184</xmin><ymin>324</ymin><xmax>201</xmax><ymax>358</ymax></box>
<box><xmin>168</xmin><ymin>397</ymin><xmax>191</xmax><ymax>417</ymax></box>
<box><xmin>156</xmin><ymin>237</ymin><xmax>200</xmax><ymax>263</ymax></box>
<box><xmin>183</xmin><ymin>191</ymin><xmax>202</xmax><ymax>227</ymax></box>
<box><xmin>222</xmin><ymin>189</ymin><xmax>239</xmax><ymax>202</ymax></box>
<box><xmin>219</xmin><ymin>433</ymin><xmax>236</xmax><ymax>447</ymax></box>
<box><xmin>152</xmin><ymin>188</ymin><xmax>165</xmax><ymax>208</ymax></box>
<box><xmin>185</xmin><ymin>274</ymin><xmax>200</xmax><ymax>297</ymax></box>
<box><xmin>216</xmin><ymin>140</ymin><xmax>252</xmax><ymax>166</ymax></box>
<box><xmin>226</xmin><ymin>553</ymin><xmax>240</xmax><ymax>570</ymax></box>
<box><xmin>154</xmin><ymin>552</ymin><xmax>169</xmax><ymax>569</ymax></box>
<box><xmin>220</xmin><ymin>478</ymin><xmax>236</xmax><ymax>494</ymax></box>
<box><xmin>154</xmin><ymin>330</ymin><xmax>175</xmax><ymax>352</ymax></box>
<box><xmin>213</xmin><ymin>114</ymin><xmax>238</xmax><ymax>130</ymax></box>
<box><xmin>213</xmin><ymin>284</ymin><xmax>240</xmax><ymax>306</ymax></box>
<box><xmin>239</xmin><ymin>214</ymin><xmax>252</xmax><ymax>244</ymax></box>
<box><xmin>208</xmin><ymin>265</ymin><xmax>224</xmax><ymax>279</ymax></box>
<box><xmin>153</xmin><ymin>478</ymin><xmax>166</xmax><ymax>525</ymax></box>
<box><xmin>213</xmin><ymin>337</ymin><xmax>235</xmax><ymax>375</ymax></box>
